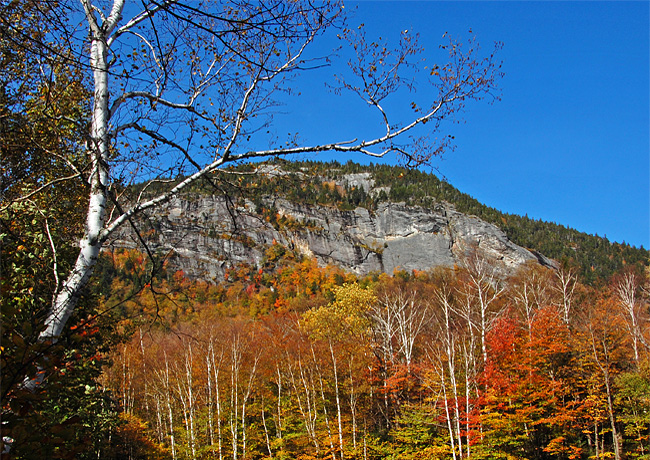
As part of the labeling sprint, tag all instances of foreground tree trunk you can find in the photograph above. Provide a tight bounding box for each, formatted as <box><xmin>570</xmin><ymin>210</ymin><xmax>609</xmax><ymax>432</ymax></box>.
<box><xmin>41</xmin><ymin>1</ymin><xmax>115</xmax><ymax>339</ymax></box>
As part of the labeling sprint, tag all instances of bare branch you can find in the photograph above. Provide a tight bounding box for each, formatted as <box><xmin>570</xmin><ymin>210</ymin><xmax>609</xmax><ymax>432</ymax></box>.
<box><xmin>80</xmin><ymin>0</ymin><xmax>102</xmax><ymax>36</ymax></box>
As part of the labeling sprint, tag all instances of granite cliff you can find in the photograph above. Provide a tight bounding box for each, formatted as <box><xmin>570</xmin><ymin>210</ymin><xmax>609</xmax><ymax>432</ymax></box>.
<box><xmin>110</xmin><ymin>168</ymin><xmax>556</xmax><ymax>280</ymax></box>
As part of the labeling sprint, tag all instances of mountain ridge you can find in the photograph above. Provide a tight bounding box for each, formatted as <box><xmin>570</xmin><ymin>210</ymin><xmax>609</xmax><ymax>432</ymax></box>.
<box><xmin>111</xmin><ymin>159</ymin><xmax>647</xmax><ymax>283</ymax></box>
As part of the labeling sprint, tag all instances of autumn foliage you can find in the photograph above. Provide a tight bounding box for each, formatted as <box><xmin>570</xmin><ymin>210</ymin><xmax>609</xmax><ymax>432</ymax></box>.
<box><xmin>90</xmin><ymin>246</ymin><xmax>650</xmax><ymax>460</ymax></box>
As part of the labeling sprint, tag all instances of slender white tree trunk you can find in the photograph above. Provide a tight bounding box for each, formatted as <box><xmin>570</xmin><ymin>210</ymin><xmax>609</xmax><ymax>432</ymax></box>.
<box><xmin>312</xmin><ymin>347</ymin><xmax>337</xmax><ymax>460</ymax></box>
<box><xmin>177</xmin><ymin>379</ymin><xmax>192</xmax><ymax>458</ymax></box>
<box><xmin>261</xmin><ymin>399</ymin><xmax>273</xmax><ymax>457</ymax></box>
<box><xmin>230</xmin><ymin>340</ymin><xmax>240</xmax><ymax>460</ymax></box>
<box><xmin>329</xmin><ymin>342</ymin><xmax>344</xmax><ymax>460</ymax></box>
<box><xmin>462</xmin><ymin>341</ymin><xmax>473</xmax><ymax>459</ymax></box>
<box><xmin>441</xmin><ymin>294</ymin><xmax>463</xmax><ymax>459</ymax></box>
<box><xmin>185</xmin><ymin>344</ymin><xmax>197</xmax><ymax>460</ymax></box>
<box><xmin>154</xmin><ymin>394</ymin><xmax>164</xmax><ymax>443</ymax></box>
<box><xmin>210</xmin><ymin>344</ymin><xmax>224</xmax><ymax>460</ymax></box>
<box><xmin>349</xmin><ymin>358</ymin><xmax>358</xmax><ymax>451</ymax></box>
<box><xmin>591</xmin><ymin>334</ymin><xmax>622</xmax><ymax>460</ymax></box>
<box><xmin>554</xmin><ymin>267</ymin><xmax>576</xmax><ymax>325</ymax></box>
<box><xmin>164</xmin><ymin>354</ymin><xmax>177</xmax><ymax>460</ymax></box>
<box><xmin>440</xmin><ymin>370</ymin><xmax>457</xmax><ymax>460</ymax></box>
<box><xmin>615</xmin><ymin>272</ymin><xmax>642</xmax><ymax>363</ymax></box>
<box><xmin>139</xmin><ymin>329</ymin><xmax>150</xmax><ymax>414</ymax></box>
<box><xmin>42</xmin><ymin>2</ymin><xmax>118</xmax><ymax>340</ymax></box>
<box><xmin>275</xmin><ymin>364</ymin><xmax>283</xmax><ymax>442</ymax></box>
<box><xmin>240</xmin><ymin>353</ymin><xmax>259</xmax><ymax>459</ymax></box>
<box><xmin>120</xmin><ymin>345</ymin><xmax>132</xmax><ymax>414</ymax></box>
<box><xmin>206</xmin><ymin>353</ymin><xmax>216</xmax><ymax>458</ymax></box>
<box><xmin>289</xmin><ymin>358</ymin><xmax>319</xmax><ymax>451</ymax></box>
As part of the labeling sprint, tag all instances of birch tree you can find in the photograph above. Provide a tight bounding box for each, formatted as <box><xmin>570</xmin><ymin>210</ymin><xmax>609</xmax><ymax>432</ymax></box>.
<box><xmin>509</xmin><ymin>263</ymin><xmax>553</xmax><ymax>340</ymax></box>
<box><xmin>428</xmin><ymin>283</ymin><xmax>464</xmax><ymax>459</ymax></box>
<box><xmin>3</xmin><ymin>0</ymin><xmax>503</xmax><ymax>343</ymax></box>
<box><xmin>457</xmin><ymin>250</ymin><xmax>505</xmax><ymax>365</ymax></box>
<box><xmin>613</xmin><ymin>269</ymin><xmax>649</xmax><ymax>363</ymax></box>
<box><xmin>553</xmin><ymin>266</ymin><xmax>578</xmax><ymax>326</ymax></box>
<box><xmin>372</xmin><ymin>287</ymin><xmax>430</xmax><ymax>370</ymax></box>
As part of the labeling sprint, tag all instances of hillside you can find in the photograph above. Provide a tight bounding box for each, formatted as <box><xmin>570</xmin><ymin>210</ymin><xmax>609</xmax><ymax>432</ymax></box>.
<box><xmin>126</xmin><ymin>159</ymin><xmax>647</xmax><ymax>284</ymax></box>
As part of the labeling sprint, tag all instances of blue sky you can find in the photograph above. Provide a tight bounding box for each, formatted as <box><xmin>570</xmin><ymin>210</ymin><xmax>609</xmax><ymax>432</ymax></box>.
<box><xmin>271</xmin><ymin>1</ymin><xmax>649</xmax><ymax>249</ymax></box>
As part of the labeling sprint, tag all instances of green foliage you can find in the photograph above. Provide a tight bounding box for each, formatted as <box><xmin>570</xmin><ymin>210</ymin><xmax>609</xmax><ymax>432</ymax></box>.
<box><xmin>388</xmin><ymin>403</ymin><xmax>441</xmax><ymax>457</ymax></box>
<box><xmin>615</xmin><ymin>367</ymin><xmax>650</xmax><ymax>458</ymax></box>
<box><xmin>1</xmin><ymin>203</ymin><xmax>124</xmax><ymax>459</ymax></box>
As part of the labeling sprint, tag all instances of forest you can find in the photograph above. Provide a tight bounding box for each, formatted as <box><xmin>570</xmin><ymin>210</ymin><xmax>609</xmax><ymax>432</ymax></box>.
<box><xmin>99</xmin><ymin>247</ymin><xmax>650</xmax><ymax>460</ymax></box>
<box><xmin>4</xmin><ymin>230</ymin><xmax>649</xmax><ymax>459</ymax></box>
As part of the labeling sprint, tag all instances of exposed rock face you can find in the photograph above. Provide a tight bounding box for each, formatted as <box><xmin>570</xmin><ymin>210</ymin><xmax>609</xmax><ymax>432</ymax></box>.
<box><xmin>110</xmin><ymin>189</ymin><xmax>554</xmax><ymax>280</ymax></box>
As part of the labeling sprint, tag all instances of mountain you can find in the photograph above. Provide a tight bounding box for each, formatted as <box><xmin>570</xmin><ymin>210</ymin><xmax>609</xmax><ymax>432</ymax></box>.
<box><xmin>112</xmin><ymin>160</ymin><xmax>647</xmax><ymax>283</ymax></box>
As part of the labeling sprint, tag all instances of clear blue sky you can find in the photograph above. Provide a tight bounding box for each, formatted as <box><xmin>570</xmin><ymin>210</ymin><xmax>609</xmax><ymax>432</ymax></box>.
<box><xmin>270</xmin><ymin>1</ymin><xmax>649</xmax><ymax>249</ymax></box>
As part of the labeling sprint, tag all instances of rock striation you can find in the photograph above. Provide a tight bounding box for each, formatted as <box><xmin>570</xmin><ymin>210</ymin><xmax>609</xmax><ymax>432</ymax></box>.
<box><xmin>110</xmin><ymin>175</ymin><xmax>556</xmax><ymax>280</ymax></box>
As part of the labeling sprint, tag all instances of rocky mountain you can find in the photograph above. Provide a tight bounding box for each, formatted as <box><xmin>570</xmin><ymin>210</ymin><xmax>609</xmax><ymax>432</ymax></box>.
<box><xmin>110</xmin><ymin>164</ymin><xmax>556</xmax><ymax>280</ymax></box>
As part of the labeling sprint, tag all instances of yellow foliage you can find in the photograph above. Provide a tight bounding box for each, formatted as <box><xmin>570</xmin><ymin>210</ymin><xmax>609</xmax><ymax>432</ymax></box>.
<box><xmin>302</xmin><ymin>283</ymin><xmax>376</xmax><ymax>341</ymax></box>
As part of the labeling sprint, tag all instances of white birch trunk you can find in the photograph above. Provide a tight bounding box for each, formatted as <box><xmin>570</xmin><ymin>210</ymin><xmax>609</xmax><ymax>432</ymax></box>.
<box><xmin>185</xmin><ymin>344</ymin><xmax>197</xmax><ymax>460</ymax></box>
<box><xmin>441</xmin><ymin>294</ymin><xmax>463</xmax><ymax>459</ymax></box>
<box><xmin>240</xmin><ymin>353</ymin><xmax>260</xmax><ymax>459</ymax></box>
<box><xmin>591</xmin><ymin>333</ymin><xmax>622</xmax><ymax>460</ymax></box>
<box><xmin>288</xmin><ymin>358</ymin><xmax>319</xmax><ymax>450</ymax></box>
<box><xmin>164</xmin><ymin>354</ymin><xmax>177</xmax><ymax>460</ymax></box>
<box><xmin>554</xmin><ymin>267</ymin><xmax>577</xmax><ymax>325</ymax></box>
<box><xmin>440</xmin><ymin>370</ymin><xmax>458</xmax><ymax>460</ymax></box>
<box><xmin>42</xmin><ymin>0</ymin><xmax>121</xmax><ymax>340</ymax></box>
<box><xmin>261</xmin><ymin>400</ymin><xmax>273</xmax><ymax>457</ymax></box>
<box><xmin>230</xmin><ymin>340</ymin><xmax>240</xmax><ymax>460</ymax></box>
<box><xmin>312</xmin><ymin>347</ymin><xmax>337</xmax><ymax>460</ymax></box>
<box><xmin>139</xmin><ymin>329</ymin><xmax>150</xmax><ymax>414</ymax></box>
<box><xmin>210</xmin><ymin>344</ymin><xmax>224</xmax><ymax>460</ymax></box>
<box><xmin>329</xmin><ymin>342</ymin><xmax>344</xmax><ymax>460</ymax></box>
<box><xmin>206</xmin><ymin>353</ymin><xmax>216</xmax><ymax>458</ymax></box>
<box><xmin>120</xmin><ymin>345</ymin><xmax>132</xmax><ymax>413</ymax></box>
<box><xmin>462</xmin><ymin>341</ymin><xmax>473</xmax><ymax>459</ymax></box>
<box><xmin>615</xmin><ymin>272</ymin><xmax>642</xmax><ymax>363</ymax></box>
<box><xmin>154</xmin><ymin>394</ymin><xmax>165</xmax><ymax>443</ymax></box>
<box><xmin>349</xmin><ymin>358</ymin><xmax>358</xmax><ymax>451</ymax></box>
<box><xmin>275</xmin><ymin>364</ymin><xmax>283</xmax><ymax>442</ymax></box>
<box><xmin>177</xmin><ymin>379</ymin><xmax>192</xmax><ymax>458</ymax></box>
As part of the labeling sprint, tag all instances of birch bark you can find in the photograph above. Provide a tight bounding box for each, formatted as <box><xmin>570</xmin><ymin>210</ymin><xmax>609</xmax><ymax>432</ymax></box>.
<box><xmin>41</xmin><ymin>0</ymin><xmax>119</xmax><ymax>340</ymax></box>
